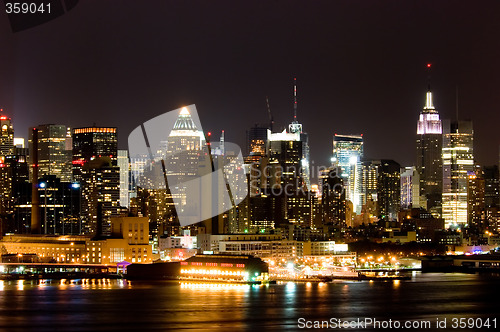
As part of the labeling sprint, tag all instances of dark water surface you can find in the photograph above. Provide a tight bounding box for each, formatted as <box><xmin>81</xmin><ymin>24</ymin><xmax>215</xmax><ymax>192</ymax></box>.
<box><xmin>0</xmin><ymin>272</ymin><xmax>499</xmax><ymax>331</ymax></box>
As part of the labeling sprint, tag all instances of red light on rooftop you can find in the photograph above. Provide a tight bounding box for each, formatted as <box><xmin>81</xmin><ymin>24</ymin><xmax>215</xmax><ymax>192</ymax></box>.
<box><xmin>207</xmin><ymin>132</ymin><xmax>211</xmax><ymax>136</ymax></box>
<box><xmin>0</xmin><ymin>116</ymin><xmax>7</xmax><ymax>120</ymax></box>
<box><xmin>427</xmin><ymin>63</ymin><xmax>431</xmax><ymax>68</ymax></box>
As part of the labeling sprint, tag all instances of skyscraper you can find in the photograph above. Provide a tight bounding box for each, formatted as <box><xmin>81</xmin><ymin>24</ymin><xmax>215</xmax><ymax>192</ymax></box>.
<box><xmin>319</xmin><ymin>167</ymin><xmax>346</xmax><ymax>226</ymax></box>
<box><xmin>118</xmin><ymin>150</ymin><xmax>129</xmax><ymax>208</ymax></box>
<box><xmin>72</xmin><ymin>126</ymin><xmax>118</xmax><ymax>183</ymax></box>
<box><xmin>442</xmin><ymin>120</ymin><xmax>474</xmax><ymax>229</ymax></box>
<box><xmin>332</xmin><ymin>134</ymin><xmax>363</xmax><ymax>214</ymax></box>
<box><xmin>72</xmin><ymin>127</ymin><xmax>119</xmax><ymax>234</ymax></box>
<box><xmin>288</xmin><ymin>78</ymin><xmax>311</xmax><ymax>190</ymax></box>
<box><xmin>376</xmin><ymin>160</ymin><xmax>401</xmax><ymax>221</ymax></box>
<box><xmin>28</xmin><ymin>124</ymin><xmax>72</xmax><ymax>182</ymax></box>
<box><xmin>80</xmin><ymin>157</ymin><xmax>120</xmax><ymax>235</ymax></box>
<box><xmin>0</xmin><ymin>110</ymin><xmax>14</xmax><ymax>157</ymax></box>
<box><xmin>416</xmin><ymin>88</ymin><xmax>443</xmax><ymax>215</ymax></box>
<box><xmin>400</xmin><ymin>166</ymin><xmax>421</xmax><ymax>210</ymax></box>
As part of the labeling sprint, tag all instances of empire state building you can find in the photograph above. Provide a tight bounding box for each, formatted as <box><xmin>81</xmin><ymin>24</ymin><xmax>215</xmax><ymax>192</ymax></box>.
<box><xmin>416</xmin><ymin>88</ymin><xmax>443</xmax><ymax>215</ymax></box>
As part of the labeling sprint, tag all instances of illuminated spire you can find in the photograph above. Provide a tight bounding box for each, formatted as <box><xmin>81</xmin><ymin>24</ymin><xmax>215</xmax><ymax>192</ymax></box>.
<box><xmin>289</xmin><ymin>77</ymin><xmax>302</xmax><ymax>133</ymax></box>
<box><xmin>417</xmin><ymin>65</ymin><xmax>442</xmax><ymax>135</ymax></box>
<box><xmin>424</xmin><ymin>63</ymin><xmax>434</xmax><ymax>110</ymax></box>
<box><xmin>424</xmin><ymin>91</ymin><xmax>434</xmax><ymax>110</ymax></box>
<box><xmin>293</xmin><ymin>77</ymin><xmax>297</xmax><ymax>122</ymax></box>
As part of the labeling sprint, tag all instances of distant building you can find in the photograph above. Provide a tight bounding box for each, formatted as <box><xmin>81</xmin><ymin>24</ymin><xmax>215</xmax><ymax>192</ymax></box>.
<box><xmin>117</xmin><ymin>150</ymin><xmax>129</xmax><ymax>208</ymax></box>
<box><xmin>72</xmin><ymin>126</ymin><xmax>118</xmax><ymax>183</ymax></box>
<box><xmin>28</xmin><ymin>124</ymin><xmax>72</xmax><ymax>182</ymax></box>
<box><xmin>37</xmin><ymin>175</ymin><xmax>81</xmax><ymax>235</ymax></box>
<box><xmin>0</xmin><ymin>111</ymin><xmax>14</xmax><ymax>157</ymax></box>
<box><xmin>468</xmin><ymin>168</ymin><xmax>485</xmax><ymax>232</ymax></box>
<box><xmin>400</xmin><ymin>166</ymin><xmax>422</xmax><ymax>210</ymax></box>
<box><xmin>376</xmin><ymin>160</ymin><xmax>401</xmax><ymax>222</ymax></box>
<box><xmin>442</xmin><ymin>120</ymin><xmax>474</xmax><ymax>229</ymax></box>
<box><xmin>72</xmin><ymin>127</ymin><xmax>119</xmax><ymax>235</ymax></box>
<box><xmin>80</xmin><ymin>157</ymin><xmax>120</xmax><ymax>235</ymax></box>
<box><xmin>0</xmin><ymin>216</ymin><xmax>153</xmax><ymax>264</ymax></box>
<box><xmin>416</xmin><ymin>88</ymin><xmax>443</xmax><ymax>215</ymax></box>
<box><xmin>0</xmin><ymin>154</ymin><xmax>30</xmax><ymax>233</ymax></box>
<box><xmin>332</xmin><ymin>134</ymin><xmax>363</xmax><ymax>214</ymax></box>
<box><xmin>319</xmin><ymin>167</ymin><xmax>346</xmax><ymax>226</ymax></box>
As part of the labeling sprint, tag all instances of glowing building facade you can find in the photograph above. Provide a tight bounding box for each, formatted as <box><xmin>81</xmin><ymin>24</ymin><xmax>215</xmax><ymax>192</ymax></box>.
<box><xmin>0</xmin><ymin>111</ymin><xmax>14</xmax><ymax>157</ymax></box>
<box><xmin>416</xmin><ymin>90</ymin><xmax>443</xmax><ymax>215</ymax></box>
<box><xmin>332</xmin><ymin>134</ymin><xmax>363</xmax><ymax>214</ymax></box>
<box><xmin>442</xmin><ymin>120</ymin><xmax>474</xmax><ymax>229</ymax></box>
<box><xmin>29</xmin><ymin>124</ymin><xmax>72</xmax><ymax>182</ymax></box>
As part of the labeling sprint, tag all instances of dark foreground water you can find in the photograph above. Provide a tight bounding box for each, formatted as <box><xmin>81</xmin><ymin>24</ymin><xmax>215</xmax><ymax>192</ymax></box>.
<box><xmin>0</xmin><ymin>272</ymin><xmax>499</xmax><ymax>331</ymax></box>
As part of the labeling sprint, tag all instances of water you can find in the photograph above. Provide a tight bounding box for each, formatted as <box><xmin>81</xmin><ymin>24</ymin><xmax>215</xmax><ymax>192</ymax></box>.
<box><xmin>0</xmin><ymin>273</ymin><xmax>499</xmax><ymax>331</ymax></box>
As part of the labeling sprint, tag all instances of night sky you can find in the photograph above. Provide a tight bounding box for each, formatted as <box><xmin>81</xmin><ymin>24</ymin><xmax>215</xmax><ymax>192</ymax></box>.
<box><xmin>1</xmin><ymin>0</ymin><xmax>500</xmax><ymax>172</ymax></box>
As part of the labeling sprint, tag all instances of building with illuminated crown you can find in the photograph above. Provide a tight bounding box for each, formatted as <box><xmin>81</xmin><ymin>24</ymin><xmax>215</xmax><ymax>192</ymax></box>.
<box><xmin>0</xmin><ymin>110</ymin><xmax>14</xmax><ymax>157</ymax></box>
<box><xmin>416</xmin><ymin>88</ymin><xmax>443</xmax><ymax>215</ymax></box>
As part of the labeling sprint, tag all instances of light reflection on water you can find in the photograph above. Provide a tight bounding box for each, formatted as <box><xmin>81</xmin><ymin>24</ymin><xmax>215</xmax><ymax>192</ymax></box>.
<box><xmin>0</xmin><ymin>273</ymin><xmax>498</xmax><ymax>331</ymax></box>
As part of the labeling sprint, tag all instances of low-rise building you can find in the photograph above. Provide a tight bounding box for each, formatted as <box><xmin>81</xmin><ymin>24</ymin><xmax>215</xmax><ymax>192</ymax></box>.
<box><xmin>0</xmin><ymin>217</ymin><xmax>153</xmax><ymax>265</ymax></box>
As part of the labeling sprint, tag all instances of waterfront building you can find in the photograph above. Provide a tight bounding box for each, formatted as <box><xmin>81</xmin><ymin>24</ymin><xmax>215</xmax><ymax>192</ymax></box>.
<box><xmin>0</xmin><ymin>217</ymin><xmax>152</xmax><ymax>264</ymax></box>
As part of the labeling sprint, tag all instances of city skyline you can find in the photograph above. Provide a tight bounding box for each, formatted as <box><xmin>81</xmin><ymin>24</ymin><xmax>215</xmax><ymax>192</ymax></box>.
<box><xmin>1</xmin><ymin>1</ymin><xmax>500</xmax><ymax>167</ymax></box>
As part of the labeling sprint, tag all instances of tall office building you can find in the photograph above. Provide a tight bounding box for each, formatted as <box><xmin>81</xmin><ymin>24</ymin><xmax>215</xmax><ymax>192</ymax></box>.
<box><xmin>72</xmin><ymin>127</ymin><xmax>119</xmax><ymax>234</ymax></box>
<box><xmin>442</xmin><ymin>120</ymin><xmax>474</xmax><ymax>229</ymax></box>
<box><xmin>28</xmin><ymin>124</ymin><xmax>72</xmax><ymax>182</ymax></box>
<box><xmin>319</xmin><ymin>167</ymin><xmax>346</xmax><ymax>226</ymax></box>
<box><xmin>288</xmin><ymin>77</ymin><xmax>311</xmax><ymax>190</ymax></box>
<box><xmin>416</xmin><ymin>88</ymin><xmax>443</xmax><ymax>215</ymax></box>
<box><xmin>118</xmin><ymin>150</ymin><xmax>129</xmax><ymax>208</ymax></box>
<box><xmin>483</xmin><ymin>165</ymin><xmax>499</xmax><ymax>232</ymax></box>
<box><xmin>134</xmin><ymin>107</ymin><xmax>206</xmax><ymax>239</ymax></box>
<box><xmin>400</xmin><ymin>166</ymin><xmax>421</xmax><ymax>210</ymax></box>
<box><xmin>0</xmin><ymin>111</ymin><xmax>14</xmax><ymax>157</ymax></box>
<box><xmin>467</xmin><ymin>167</ymin><xmax>485</xmax><ymax>232</ymax></box>
<box><xmin>246</xmin><ymin>125</ymin><xmax>268</xmax><ymax>160</ymax></box>
<box><xmin>332</xmin><ymin>134</ymin><xmax>363</xmax><ymax>214</ymax></box>
<box><xmin>37</xmin><ymin>175</ymin><xmax>81</xmax><ymax>235</ymax></box>
<box><xmin>266</xmin><ymin>129</ymin><xmax>312</xmax><ymax>228</ymax></box>
<box><xmin>72</xmin><ymin>127</ymin><xmax>118</xmax><ymax>183</ymax></box>
<box><xmin>376</xmin><ymin>160</ymin><xmax>401</xmax><ymax>221</ymax></box>
<box><xmin>0</xmin><ymin>154</ymin><xmax>30</xmax><ymax>233</ymax></box>
<box><xmin>80</xmin><ymin>157</ymin><xmax>120</xmax><ymax>235</ymax></box>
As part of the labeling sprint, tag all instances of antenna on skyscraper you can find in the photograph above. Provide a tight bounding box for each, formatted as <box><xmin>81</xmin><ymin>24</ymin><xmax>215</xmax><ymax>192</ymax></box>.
<box><xmin>265</xmin><ymin>96</ymin><xmax>274</xmax><ymax>131</ymax></box>
<box><xmin>456</xmin><ymin>85</ymin><xmax>459</xmax><ymax>121</ymax></box>
<box><xmin>220</xmin><ymin>130</ymin><xmax>225</xmax><ymax>155</ymax></box>
<box><xmin>293</xmin><ymin>77</ymin><xmax>298</xmax><ymax>122</ymax></box>
<box><xmin>426</xmin><ymin>63</ymin><xmax>432</xmax><ymax>91</ymax></box>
